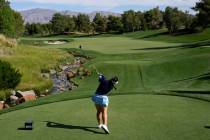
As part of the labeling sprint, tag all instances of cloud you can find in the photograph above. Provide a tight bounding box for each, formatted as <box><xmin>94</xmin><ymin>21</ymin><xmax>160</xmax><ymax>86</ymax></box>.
<box><xmin>10</xmin><ymin>0</ymin><xmax>199</xmax><ymax>8</ymax></box>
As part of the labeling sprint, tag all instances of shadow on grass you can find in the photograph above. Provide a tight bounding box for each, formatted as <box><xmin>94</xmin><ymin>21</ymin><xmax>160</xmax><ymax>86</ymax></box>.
<box><xmin>131</xmin><ymin>40</ymin><xmax>210</xmax><ymax>51</ymax></box>
<box><xmin>45</xmin><ymin>121</ymin><xmax>105</xmax><ymax>134</ymax></box>
<box><xmin>17</xmin><ymin>127</ymin><xmax>33</xmax><ymax>131</ymax></box>
<box><xmin>165</xmin><ymin>72</ymin><xmax>210</xmax><ymax>85</ymax></box>
<box><xmin>169</xmin><ymin>90</ymin><xmax>210</xmax><ymax>94</ymax></box>
<box><xmin>204</xmin><ymin>126</ymin><xmax>210</xmax><ymax>129</ymax></box>
<box><xmin>136</xmin><ymin>32</ymin><xmax>169</xmax><ymax>39</ymax></box>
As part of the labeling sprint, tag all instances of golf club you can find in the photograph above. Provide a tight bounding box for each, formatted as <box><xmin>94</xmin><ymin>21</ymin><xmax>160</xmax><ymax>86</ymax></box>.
<box><xmin>92</xmin><ymin>65</ymin><xmax>100</xmax><ymax>75</ymax></box>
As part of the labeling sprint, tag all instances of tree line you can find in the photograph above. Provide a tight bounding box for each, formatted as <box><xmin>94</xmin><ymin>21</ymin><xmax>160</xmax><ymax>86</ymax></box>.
<box><xmin>25</xmin><ymin>0</ymin><xmax>210</xmax><ymax>36</ymax></box>
<box><xmin>0</xmin><ymin>0</ymin><xmax>24</xmax><ymax>38</ymax></box>
<box><xmin>0</xmin><ymin>0</ymin><xmax>210</xmax><ymax>38</ymax></box>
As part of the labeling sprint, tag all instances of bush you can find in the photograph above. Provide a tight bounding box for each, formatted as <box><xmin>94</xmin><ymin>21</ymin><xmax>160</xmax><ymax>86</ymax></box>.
<box><xmin>0</xmin><ymin>60</ymin><xmax>22</xmax><ymax>90</ymax></box>
<box><xmin>0</xmin><ymin>90</ymin><xmax>10</xmax><ymax>101</ymax></box>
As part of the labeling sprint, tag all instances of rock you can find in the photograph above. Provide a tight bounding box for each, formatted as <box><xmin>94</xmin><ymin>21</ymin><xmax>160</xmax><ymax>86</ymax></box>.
<box><xmin>60</xmin><ymin>65</ymin><xmax>69</xmax><ymax>71</ymax></box>
<box><xmin>4</xmin><ymin>103</ymin><xmax>9</xmax><ymax>108</ymax></box>
<box><xmin>50</xmin><ymin>69</ymin><xmax>56</xmax><ymax>75</ymax></box>
<box><xmin>83</xmin><ymin>69</ymin><xmax>91</xmax><ymax>76</ymax></box>
<box><xmin>10</xmin><ymin>95</ymin><xmax>18</xmax><ymax>100</ymax></box>
<box><xmin>10</xmin><ymin>90</ymin><xmax>16</xmax><ymax>95</ymax></box>
<box><xmin>74</xmin><ymin>57</ymin><xmax>81</xmax><ymax>65</ymax></box>
<box><xmin>40</xmin><ymin>95</ymin><xmax>46</xmax><ymax>97</ymax></box>
<box><xmin>66</xmin><ymin>71</ymin><xmax>76</xmax><ymax>79</ymax></box>
<box><xmin>10</xmin><ymin>95</ymin><xmax>19</xmax><ymax>105</ymax></box>
<box><xmin>0</xmin><ymin>101</ymin><xmax>4</xmax><ymax>110</ymax></box>
<box><xmin>25</xmin><ymin>95</ymin><xmax>36</xmax><ymax>101</ymax></box>
<box><xmin>70</xmin><ymin>64</ymin><xmax>80</xmax><ymax>68</ymax></box>
<box><xmin>16</xmin><ymin>97</ymin><xmax>25</xmax><ymax>104</ymax></box>
<box><xmin>60</xmin><ymin>88</ymin><xmax>66</xmax><ymax>91</ymax></box>
<box><xmin>16</xmin><ymin>90</ymin><xmax>37</xmax><ymax>101</ymax></box>
<box><xmin>41</xmin><ymin>73</ymin><xmax>50</xmax><ymax>79</ymax></box>
<box><xmin>80</xmin><ymin>58</ymin><xmax>87</xmax><ymax>64</ymax></box>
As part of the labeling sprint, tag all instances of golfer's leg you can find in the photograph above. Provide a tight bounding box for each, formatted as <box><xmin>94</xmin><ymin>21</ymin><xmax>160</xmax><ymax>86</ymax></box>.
<box><xmin>102</xmin><ymin>106</ymin><xmax>108</xmax><ymax>126</ymax></box>
<box><xmin>95</xmin><ymin>104</ymin><xmax>102</xmax><ymax>125</ymax></box>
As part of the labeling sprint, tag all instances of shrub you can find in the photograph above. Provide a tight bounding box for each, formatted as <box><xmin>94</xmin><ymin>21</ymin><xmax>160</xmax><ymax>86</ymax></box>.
<box><xmin>0</xmin><ymin>90</ymin><xmax>10</xmax><ymax>101</ymax></box>
<box><xmin>0</xmin><ymin>60</ymin><xmax>22</xmax><ymax>90</ymax></box>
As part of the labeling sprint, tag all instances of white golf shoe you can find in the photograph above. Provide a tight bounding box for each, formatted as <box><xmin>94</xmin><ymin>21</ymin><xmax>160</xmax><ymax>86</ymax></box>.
<box><xmin>98</xmin><ymin>124</ymin><xmax>103</xmax><ymax>129</ymax></box>
<box><xmin>101</xmin><ymin>125</ymin><xmax>110</xmax><ymax>134</ymax></box>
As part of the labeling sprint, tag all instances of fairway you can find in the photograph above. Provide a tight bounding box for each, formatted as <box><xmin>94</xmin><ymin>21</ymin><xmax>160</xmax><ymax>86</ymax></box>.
<box><xmin>1</xmin><ymin>29</ymin><xmax>210</xmax><ymax>140</ymax></box>
<box><xmin>1</xmin><ymin>1</ymin><xmax>210</xmax><ymax>140</ymax></box>
<box><xmin>0</xmin><ymin>94</ymin><xmax>210</xmax><ymax>140</ymax></box>
<box><xmin>48</xmin><ymin>36</ymin><xmax>180</xmax><ymax>54</ymax></box>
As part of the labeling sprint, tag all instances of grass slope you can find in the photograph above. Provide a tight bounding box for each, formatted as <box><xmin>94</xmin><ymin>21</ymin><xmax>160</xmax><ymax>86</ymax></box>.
<box><xmin>0</xmin><ymin>95</ymin><xmax>210</xmax><ymax>140</ymax></box>
<box><xmin>1</xmin><ymin>28</ymin><xmax>210</xmax><ymax>112</ymax></box>
<box><xmin>0</xmin><ymin>45</ymin><xmax>72</xmax><ymax>91</ymax></box>
<box><xmin>0</xmin><ymin>28</ymin><xmax>210</xmax><ymax>140</ymax></box>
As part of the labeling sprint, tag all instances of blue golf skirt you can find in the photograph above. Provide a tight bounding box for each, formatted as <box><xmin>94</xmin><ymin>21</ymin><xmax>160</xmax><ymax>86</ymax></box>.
<box><xmin>91</xmin><ymin>94</ymin><xmax>109</xmax><ymax>107</ymax></box>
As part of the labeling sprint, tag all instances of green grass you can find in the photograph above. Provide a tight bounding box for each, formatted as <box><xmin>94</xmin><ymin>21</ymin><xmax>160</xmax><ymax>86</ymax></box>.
<box><xmin>0</xmin><ymin>95</ymin><xmax>210</xmax><ymax>140</ymax></box>
<box><xmin>123</xmin><ymin>28</ymin><xmax>210</xmax><ymax>43</ymax></box>
<box><xmin>1</xmin><ymin>28</ymin><xmax>210</xmax><ymax>140</ymax></box>
<box><xmin>0</xmin><ymin>45</ymin><xmax>72</xmax><ymax>91</ymax></box>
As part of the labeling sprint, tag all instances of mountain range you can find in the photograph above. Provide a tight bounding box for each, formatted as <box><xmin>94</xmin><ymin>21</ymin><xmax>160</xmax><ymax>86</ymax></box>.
<box><xmin>20</xmin><ymin>8</ymin><xmax>121</xmax><ymax>24</ymax></box>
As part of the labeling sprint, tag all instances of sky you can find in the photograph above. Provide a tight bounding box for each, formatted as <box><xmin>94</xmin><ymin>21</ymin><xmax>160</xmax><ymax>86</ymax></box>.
<box><xmin>10</xmin><ymin>0</ymin><xmax>199</xmax><ymax>13</ymax></box>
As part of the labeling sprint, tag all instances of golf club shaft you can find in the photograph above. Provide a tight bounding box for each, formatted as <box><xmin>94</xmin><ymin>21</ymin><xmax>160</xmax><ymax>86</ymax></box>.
<box><xmin>93</xmin><ymin>65</ymin><xmax>100</xmax><ymax>75</ymax></box>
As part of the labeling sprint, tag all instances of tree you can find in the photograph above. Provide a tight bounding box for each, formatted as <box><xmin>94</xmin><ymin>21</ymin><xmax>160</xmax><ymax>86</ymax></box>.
<box><xmin>193</xmin><ymin>0</ymin><xmax>210</xmax><ymax>28</ymax></box>
<box><xmin>40</xmin><ymin>23</ymin><xmax>50</xmax><ymax>35</ymax></box>
<box><xmin>13</xmin><ymin>11</ymin><xmax>24</xmax><ymax>37</ymax></box>
<box><xmin>144</xmin><ymin>7</ymin><xmax>163</xmax><ymax>29</ymax></box>
<box><xmin>107</xmin><ymin>15</ymin><xmax>123</xmax><ymax>32</ymax></box>
<box><xmin>51</xmin><ymin>13</ymin><xmax>66</xmax><ymax>34</ymax></box>
<box><xmin>24</xmin><ymin>23</ymin><xmax>43</xmax><ymax>35</ymax></box>
<box><xmin>64</xmin><ymin>16</ymin><xmax>75</xmax><ymax>32</ymax></box>
<box><xmin>164</xmin><ymin>7</ymin><xmax>185</xmax><ymax>34</ymax></box>
<box><xmin>122</xmin><ymin>10</ymin><xmax>137</xmax><ymax>32</ymax></box>
<box><xmin>75</xmin><ymin>14</ymin><xmax>90</xmax><ymax>33</ymax></box>
<box><xmin>181</xmin><ymin>11</ymin><xmax>195</xmax><ymax>31</ymax></box>
<box><xmin>93</xmin><ymin>13</ymin><xmax>107</xmax><ymax>33</ymax></box>
<box><xmin>25</xmin><ymin>23</ymin><xmax>35</xmax><ymax>35</ymax></box>
<box><xmin>0</xmin><ymin>0</ymin><xmax>15</xmax><ymax>37</ymax></box>
<box><xmin>135</xmin><ymin>11</ymin><xmax>146</xmax><ymax>31</ymax></box>
<box><xmin>0</xmin><ymin>0</ymin><xmax>24</xmax><ymax>38</ymax></box>
<box><xmin>0</xmin><ymin>60</ymin><xmax>22</xmax><ymax>90</ymax></box>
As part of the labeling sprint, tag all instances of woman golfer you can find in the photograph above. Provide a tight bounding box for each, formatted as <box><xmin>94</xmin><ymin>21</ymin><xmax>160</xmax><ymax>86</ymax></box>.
<box><xmin>91</xmin><ymin>74</ymin><xmax>118</xmax><ymax>134</ymax></box>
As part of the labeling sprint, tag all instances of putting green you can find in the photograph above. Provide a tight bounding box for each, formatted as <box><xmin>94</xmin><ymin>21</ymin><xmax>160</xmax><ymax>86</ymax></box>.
<box><xmin>0</xmin><ymin>94</ymin><xmax>210</xmax><ymax>140</ymax></box>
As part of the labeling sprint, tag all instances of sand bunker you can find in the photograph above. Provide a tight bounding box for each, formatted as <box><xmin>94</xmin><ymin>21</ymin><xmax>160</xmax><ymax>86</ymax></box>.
<box><xmin>44</xmin><ymin>40</ymin><xmax>68</xmax><ymax>45</ymax></box>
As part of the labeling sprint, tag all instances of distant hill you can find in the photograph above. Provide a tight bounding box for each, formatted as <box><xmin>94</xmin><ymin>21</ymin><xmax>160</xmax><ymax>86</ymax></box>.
<box><xmin>20</xmin><ymin>8</ymin><xmax>121</xmax><ymax>24</ymax></box>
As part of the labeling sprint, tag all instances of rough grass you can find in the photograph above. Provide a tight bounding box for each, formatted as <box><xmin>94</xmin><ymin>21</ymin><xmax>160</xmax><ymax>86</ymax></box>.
<box><xmin>0</xmin><ymin>34</ymin><xmax>17</xmax><ymax>48</ymax></box>
<box><xmin>0</xmin><ymin>34</ymin><xmax>17</xmax><ymax>56</ymax></box>
<box><xmin>0</xmin><ymin>44</ymin><xmax>73</xmax><ymax>91</ymax></box>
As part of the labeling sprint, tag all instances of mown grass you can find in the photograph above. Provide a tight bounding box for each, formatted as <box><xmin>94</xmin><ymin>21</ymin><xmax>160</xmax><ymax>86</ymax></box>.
<box><xmin>0</xmin><ymin>28</ymin><xmax>209</xmax><ymax>108</ymax></box>
<box><xmin>0</xmin><ymin>28</ymin><xmax>210</xmax><ymax>140</ymax></box>
<box><xmin>0</xmin><ymin>95</ymin><xmax>210</xmax><ymax>140</ymax></box>
<box><xmin>123</xmin><ymin>28</ymin><xmax>210</xmax><ymax>43</ymax></box>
